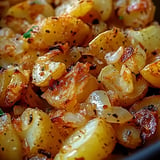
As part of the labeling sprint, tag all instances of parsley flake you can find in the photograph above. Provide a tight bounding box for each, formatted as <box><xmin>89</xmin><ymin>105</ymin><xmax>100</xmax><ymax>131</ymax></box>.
<box><xmin>23</xmin><ymin>25</ymin><xmax>38</xmax><ymax>39</ymax></box>
<box><xmin>0</xmin><ymin>108</ymin><xmax>4</xmax><ymax>116</ymax></box>
<box><xmin>119</xmin><ymin>16</ymin><xmax>124</xmax><ymax>20</ymax></box>
<box><xmin>29</xmin><ymin>0</ymin><xmax>41</xmax><ymax>5</ymax></box>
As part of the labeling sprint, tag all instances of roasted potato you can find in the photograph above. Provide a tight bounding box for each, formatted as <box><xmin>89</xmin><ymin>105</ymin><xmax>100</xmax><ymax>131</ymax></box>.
<box><xmin>23</xmin><ymin>15</ymin><xmax>90</xmax><ymax>49</ymax></box>
<box><xmin>6</xmin><ymin>0</ymin><xmax>55</xmax><ymax>23</ymax></box>
<box><xmin>89</xmin><ymin>28</ymin><xmax>130</xmax><ymax>60</ymax></box>
<box><xmin>42</xmin><ymin>62</ymin><xmax>99</xmax><ymax>110</ymax></box>
<box><xmin>114</xmin><ymin>0</ymin><xmax>155</xmax><ymax>28</ymax></box>
<box><xmin>0</xmin><ymin>66</ymin><xmax>29</xmax><ymax>107</ymax></box>
<box><xmin>55</xmin><ymin>0</ymin><xmax>113</xmax><ymax>22</ymax></box>
<box><xmin>0</xmin><ymin>114</ymin><xmax>23</xmax><ymax>160</ymax></box>
<box><xmin>98</xmin><ymin>64</ymin><xmax>148</xmax><ymax>107</ymax></box>
<box><xmin>55</xmin><ymin>118</ymin><xmax>116</xmax><ymax>160</ymax></box>
<box><xmin>19</xmin><ymin>108</ymin><xmax>64</xmax><ymax>157</ymax></box>
<box><xmin>105</xmin><ymin>45</ymin><xmax>146</xmax><ymax>75</ymax></box>
<box><xmin>140</xmin><ymin>60</ymin><xmax>160</xmax><ymax>88</ymax></box>
<box><xmin>127</xmin><ymin>25</ymin><xmax>160</xmax><ymax>60</ymax></box>
<box><xmin>32</xmin><ymin>55</ymin><xmax>66</xmax><ymax>87</ymax></box>
<box><xmin>115</xmin><ymin>123</ymin><xmax>142</xmax><ymax>149</ymax></box>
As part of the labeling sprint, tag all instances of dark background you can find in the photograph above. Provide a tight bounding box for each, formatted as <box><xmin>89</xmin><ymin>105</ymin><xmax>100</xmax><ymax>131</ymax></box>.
<box><xmin>153</xmin><ymin>0</ymin><xmax>160</xmax><ymax>22</ymax></box>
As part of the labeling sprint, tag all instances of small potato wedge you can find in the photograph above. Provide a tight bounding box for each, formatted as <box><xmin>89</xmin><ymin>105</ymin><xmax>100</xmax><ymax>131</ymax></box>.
<box><xmin>42</xmin><ymin>62</ymin><xmax>99</xmax><ymax>110</ymax></box>
<box><xmin>98</xmin><ymin>64</ymin><xmax>148</xmax><ymax>107</ymax></box>
<box><xmin>55</xmin><ymin>0</ymin><xmax>93</xmax><ymax>18</ymax></box>
<box><xmin>24</xmin><ymin>15</ymin><xmax>90</xmax><ymax>49</ymax></box>
<box><xmin>140</xmin><ymin>60</ymin><xmax>160</xmax><ymax>88</ymax></box>
<box><xmin>130</xmin><ymin>95</ymin><xmax>160</xmax><ymax>141</ymax></box>
<box><xmin>55</xmin><ymin>0</ymin><xmax>112</xmax><ymax>22</ymax></box>
<box><xmin>32</xmin><ymin>55</ymin><xmax>66</xmax><ymax>87</ymax></box>
<box><xmin>130</xmin><ymin>95</ymin><xmax>160</xmax><ymax>114</ymax></box>
<box><xmin>6</xmin><ymin>0</ymin><xmax>55</xmax><ymax>23</ymax></box>
<box><xmin>116</xmin><ymin>123</ymin><xmax>142</xmax><ymax>149</ymax></box>
<box><xmin>20</xmin><ymin>108</ymin><xmax>64</xmax><ymax>157</ymax></box>
<box><xmin>0</xmin><ymin>66</ymin><xmax>29</xmax><ymax>107</ymax></box>
<box><xmin>0</xmin><ymin>114</ymin><xmax>23</xmax><ymax>160</ymax></box>
<box><xmin>89</xmin><ymin>28</ymin><xmax>130</xmax><ymax>60</ymax></box>
<box><xmin>127</xmin><ymin>25</ymin><xmax>160</xmax><ymax>58</ymax></box>
<box><xmin>54</xmin><ymin>118</ymin><xmax>116</xmax><ymax>160</ymax></box>
<box><xmin>114</xmin><ymin>0</ymin><xmax>155</xmax><ymax>28</ymax></box>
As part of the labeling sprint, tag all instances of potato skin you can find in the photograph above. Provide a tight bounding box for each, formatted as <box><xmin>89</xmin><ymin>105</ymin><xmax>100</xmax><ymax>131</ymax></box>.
<box><xmin>55</xmin><ymin>118</ymin><xmax>116</xmax><ymax>160</ymax></box>
<box><xmin>0</xmin><ymin>68</ymin><xmax>14</xmax><ymax>107</ymax></box>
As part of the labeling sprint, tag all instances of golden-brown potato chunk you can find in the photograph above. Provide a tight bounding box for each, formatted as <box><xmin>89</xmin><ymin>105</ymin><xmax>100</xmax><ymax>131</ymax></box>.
<box><xmin>42</xmin><ymin>62</ymin><xmax>99</xmax><ymax>110</ymax></box>
<box><xmin>98</xmin><ymin>64</ymin><xmax>148</xmax><ymax>107</ymax></box>
<box><xmin>23</xmin><ymin>15</ymin><xmax>90</xmax><ymax>50</ymax></box>
<box><xmin>6</xmin><ymin>0</ymin><xmax>55</xmax><ymax>23</ymax></box>
<box><xmin>114</xmin><ymin>0</ymin><xmax>155</xmax><ymax>28</ymax></box>
<box><xmin>19</xmin><ymin>108</ymin><xmax>64</xmax><ymax>157</ymax></box>
<box><xmin>0</xmin><ymin>66</ymin><xmax>29</xmax><ymax>107</ymax></box>
<box><xmin>0</xmin><ymin>114</ymin><xmax>23</xmax><ymax>160</ymax></box>
<box><xmin>55</xmin><ymin>118</ymin><xmax>116</xmax><ymax>160</ymax></box>
<box><xmin>140</xmin><ymin>60</ymin><xmax>160</xmax><ymax>88</ymax></box>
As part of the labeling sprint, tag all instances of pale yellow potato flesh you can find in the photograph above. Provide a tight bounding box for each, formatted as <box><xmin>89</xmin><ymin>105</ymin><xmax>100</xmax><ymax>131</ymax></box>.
<box><xmin>55</xmin><ymin>118</ymin><xmax>116</xmax><ymax>160</ymax></box>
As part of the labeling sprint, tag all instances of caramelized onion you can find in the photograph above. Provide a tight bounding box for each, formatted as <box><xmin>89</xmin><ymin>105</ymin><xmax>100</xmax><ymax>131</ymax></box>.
<box><xmin>86</xmin><ymin>90</ymin><xmax>111</xmax><ymax>116</ymax></box>
<box><xmin>102</xmin><ymin>106</ymin><xmax>133</xmax><ymax>123</ymax></box>
<box><xmin>105</xmin><ymin>46</ymin><xmax>124</xmax><ymax>64</ymax></box>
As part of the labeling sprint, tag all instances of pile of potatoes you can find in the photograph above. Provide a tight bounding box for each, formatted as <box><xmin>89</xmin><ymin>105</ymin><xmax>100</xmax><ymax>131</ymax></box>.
<box><xmin>0</xmin><ymin>0</ymin><xmax>160</xmax><ymax>160</ymax></box>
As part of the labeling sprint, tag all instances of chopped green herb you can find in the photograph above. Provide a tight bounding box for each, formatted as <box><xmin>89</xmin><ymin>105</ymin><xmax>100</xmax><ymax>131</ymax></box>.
<box><xmin>119</xmin><ymin>16</ymin><xmax>124</xmax><ymax>20</ymax></box>
<box><xmin>0</xmin><ymin>108</ymin><xmax>4</xmax><ymax>116</ymax></box>
<box><xmin>41</xmin><ymin>66</ymin><xmax>45</xmax><ymax>71</ymax></box>
<box><xmin>23</xmin><ymin>26</ymin><xmax>38</xmax><ymax>39</ymax></box>
<box><xmin>29</xmin><ymin>0</ymin><xmax>41</xmax><ymax>5</ymax></box>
